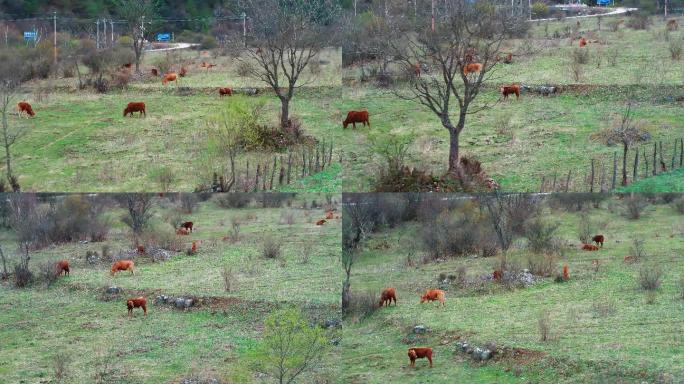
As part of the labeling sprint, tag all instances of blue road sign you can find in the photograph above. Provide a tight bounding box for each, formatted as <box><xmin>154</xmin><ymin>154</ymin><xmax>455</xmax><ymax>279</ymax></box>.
<box><xmin>23</xmin><ymin>31</ymin><xmax>37</xmax><ymax>41</ymax></box>
<box><xmin>156</xmin><ymin>33</ymin><xmax>171</xmax><ymax>42</ymax></box>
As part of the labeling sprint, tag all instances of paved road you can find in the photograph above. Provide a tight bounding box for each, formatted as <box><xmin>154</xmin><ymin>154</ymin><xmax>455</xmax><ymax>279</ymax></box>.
<box><xmin>532</xmin><ymin>7</ymin><xmax>638</xmax><ymax>22</ymax></box>
<box><xmin>144</xmin><ymin>42</ymin><xmax>199</xmax><ymax>52</ymax></box>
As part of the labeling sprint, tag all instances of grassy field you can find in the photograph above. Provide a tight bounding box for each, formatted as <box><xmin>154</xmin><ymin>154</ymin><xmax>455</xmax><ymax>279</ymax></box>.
<box><xmin>0</xmin><ymin>194</ymin><xmax>342</xmax><ymax>383</ymax></box>
<box><xmin>340</xmin><ymin>15</ymin><xmax>684</xmax><ymax>192</ymax></box>
<box><xmin>11</xmin><ymin>48</ymin><xmax>343</xmax><ymax>192</ymax></box>
<box><xmin>341</xmin><ymin>196</ymin><xmax>684</xmax><ymax>383</ymax></box>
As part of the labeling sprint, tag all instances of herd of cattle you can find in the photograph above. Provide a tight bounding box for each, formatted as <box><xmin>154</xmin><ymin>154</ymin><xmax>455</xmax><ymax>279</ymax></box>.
<box><xmin>381</xmin><ymin>232</ymin><xmax>608</xmax><ymax>368</ymax></box>
<box><xmin>46</xmin><ymin>211</ymin><xmax>337</xmax><ymax>318</ymax></box>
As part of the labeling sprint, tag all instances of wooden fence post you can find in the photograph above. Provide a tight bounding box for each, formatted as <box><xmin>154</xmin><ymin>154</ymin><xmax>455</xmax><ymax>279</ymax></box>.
<box><xmin>254</xmin><ymin>164</ymin><xmax>261</xmax><ymax>192</ymax></box>
<box><xmin>565</xmin><ymin>170</ymin><xmax>572</xmax><ymax>192</ymax></box>
<box><xmin>287</xmin><ymin>152</ymin><xmax>292</xmax><ymax>184</ymax></box>
<box><xmin>539</xmin><ymin>176</ymin><xmax>545</xmax><ymax>193</ymax></box>
<box><xmin>589</xmin><ymin>159</ymin><xmax>595</xmax><ymax>193</ymax></box>
<box><xmin>652</xmin><ymin>142</ymin><xmax>657</xmax><ymax>176</ymax></box>
<box><xmin>633</xmin><ymin>148</ymin><xmax>639</xmax><ymax>184</ymax></box>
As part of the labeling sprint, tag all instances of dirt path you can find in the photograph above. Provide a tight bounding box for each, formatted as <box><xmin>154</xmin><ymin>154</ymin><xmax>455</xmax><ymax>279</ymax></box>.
<box><xmin>144</xmin><ymin>42</ymin><xmax>199</xmax><ymax>52</ymax></box>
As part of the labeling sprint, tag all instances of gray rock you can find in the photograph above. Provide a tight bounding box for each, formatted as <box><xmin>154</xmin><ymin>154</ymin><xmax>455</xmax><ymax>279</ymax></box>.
<box><xmin>105</xmin><ymin>286</ymin><xmax>122</xmax><ymax>295</ymax></box>
<box><xmin>473</xmin><ymin>347</ymin><xmax>492</xmax><ymax>361</ymax></box>
<box><xmin>155</xmin><ymin>295</ymin><xmax>169</xmax><ymax>305</ymax></box>
<box><xmin>184</xmin><ymin>298</ymin><xmax>194</xmax><ymax>308</ymax></box>
<box><xmin>324</xmin><ymin>318</ymin><xmax>342</xmax><ymax>329</ymax></box>
<box><xmin>456</xmin><ymin>341</ymin><xmax>470</xmax><ymax>353</ymax></box>
<box><xmin>413</xmin><ymin>325</ymin><xmax>428</xmax><ymax>334</ymax></box>
<box><xmin>330</xmin><ymin>338</ymin><xmax>341</xmax><ymax>346</ymax></box>
<box><xmin>175</xmin><ymin>298</ymin><xmax>187</xmax><ymax>308</ymax></box>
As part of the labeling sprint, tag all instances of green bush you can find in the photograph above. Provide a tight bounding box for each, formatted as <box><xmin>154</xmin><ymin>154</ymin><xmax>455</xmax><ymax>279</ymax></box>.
<box><xmin>531</xmin><ymin>2</ymin><xmax>550</xmax><ymax>18</ymax></box>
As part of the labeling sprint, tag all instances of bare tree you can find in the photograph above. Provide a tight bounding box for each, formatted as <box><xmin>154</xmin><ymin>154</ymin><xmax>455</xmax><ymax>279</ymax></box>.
<box><xmin>0</xmin><ymin>51</ymin><xmax>29</xmax><ymax>191</ymax></box>
<box><xmin>388</xmin><ymin>1</ymin><xmax>518</xmax><ymax>176</ymax></box>
<box><xmin>121</xmin><ymin>194</ymin><xmax>154</xmax><ymax>234</ymax></box>
<box><xmin>237</xmin><ymin>0</ymin><xmax>340</xmax><ymax>129</ymax></box>
<box><xmin>115</xmin><ymin>0</ymin><xmax>157</xmax><ymax>73</ymax></box>
<box><xmin>595</xmin><ymin>102</ymin><xmax>649</xmax><ymax>186</ymax></box>
<box><xmin>341</xmin><ymin>194</ymin><xmax>377</xmax><ymax>313</ymax></box>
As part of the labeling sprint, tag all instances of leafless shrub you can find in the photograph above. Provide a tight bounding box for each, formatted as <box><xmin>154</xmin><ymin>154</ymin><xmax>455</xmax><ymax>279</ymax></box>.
<box><xmin>607</xmin><ymin>19</ymin><xmax>622</xmax><ymax>32</ymax></box>
<box><xmin>229</xmin><ymin>217</ymin><xmax>242</xmax><ymax>243</ymax></box>
<box><xmin>622</xmin><ymin>195</ymin><xmax>649</xmax><ymax>219</ymax></box>
<box><xmin>215</xmin><ymin>194</ymin><xmax>252</xmax><ymax>208</ymax></box>
<box><xmin>645</xmin><ymin>290</ymin><xmax>657</xmax><ymax>304</ymax></box>
<box><xmin>14</xmin><ymin>263</ymin><xmax>33</xmax><ymax>288</ymax></box>
<box><xmin>571</xmin><ymin>48</ymin><xmax>590</xmax><ymax>64</ymax></box>
<box><xmin>631</xmin><ymin>237</ymin><xmax>646</xmax><ymax>262</ymax></box>
<box><xmin>606</xmin><ymin>48</ymin><xmax>619</xmax><ymax>66</ymax></box>
<box><xmin>578</xmin><ymin>214</ymin><xmax>594</xmax><ymax>243</ymax></box>
<box><xmin>262</xmin><ymin>236</ymin><xmax>282</xmax><ymax>259</ymax></box>
<box><xmin>347</xmin><ymin>289</ymin><xmax>378</xmax><ymax>320</ymax></box>
<box><xmin>527</xmin><ymin>252</ymin><xmax>557</xmax><ymax>277</ymax></box>
<box><xmin>626</xmin><ymin>12</ymin><xmax>651</xmax><ymax>30</ymax></box>
<box><xmin>235</xmin><ymin>60</ymin><xmax>253</xmax><ymax>77</ymax></box>
<box><xmin>525</xmin><ymin>217</ymin><xmax>560</xmax><ymax>254</ymax></box>
<box><xmin>538</xmin><ymin>310</ymin><xmax>551</xmax><ymax>342</ymax></box>
<box><xmin>669</xmin><ymin>40</ymin><xmax>682</xmax><ymax>60</ymax></box>
<box><xmin>455</xmin><ymin>266</ymin><xmax>468</xmax><ymax>288</ymax></box>
<box><xmin>638</xmin><ymin>264</ymin><xmax>663</xmax><ymax>291</ymax></box>
<box><xmin>40</xmin><ymin>261</ymin><xmax>61</xmax><ymax>288</ymax></box>
<box><xmin>569</xmin><ymin>60</ymin><xmax>583</xmax><ymax>82</ymax></box>
<box><xmin>53</xmin><ymin>352</ymin><xmax>71</xmax><ymax>383</ymax></box>
<box><xmin>494</xmin><ymin>114</ymin><xmax>516</xmax><ymax>139</ymax></box>
<box><xmin>221</xmin><ymin>266</ymin><xmax>235</xmax><ymax>292</ymax></box>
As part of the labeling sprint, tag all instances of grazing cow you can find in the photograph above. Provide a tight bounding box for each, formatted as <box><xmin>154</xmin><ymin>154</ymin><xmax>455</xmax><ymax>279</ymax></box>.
<box><xmin>579</xmin><ymin>37</ymin><xmax>587</xmax><ymax>47</ymax></box>
<box><xmin>56</xmin><ymin>260</ymin><xmax>70</xmax><ymax>276</ymax></box>
<box><xmin>111</xmin><ymin>260</ymin><xmax>135</xmax><ymax>276</ymax></box>
<box><xmin>592</xmin><ymin>235</ymin><xmax>604</xmax><ymax>248</ymax></box>
<box><xmin>463</xmin><ymin>63</ymin><xmax>482</xmax><ymax>75</ymax></box>
<box><xmin>500</xmin><ymin>84</ymin><xmax>520</xmax><ymax>100</ymax></box>
<box><xmin>562</xmin><ymin>265</ymin><xmax>569</xmax><ymax>280</ymax></box>
<box><xmin>667</xmin><ymin>19</ymin><xmax>679</xmax><ymax>31</ymax></box>
<box><xmin>136</xmin><ymin>245</ymin><xmax>145</xmax><ymax>255</ymax></box>
<box><xmin>316</xmin><ymin>219</ymin><xmax>326</xmax><ymax>226</ymax></box>
<box><xmin>342</xmin><ymin>110</ymin><xmax>370</xmax><ymax>129</ymax></box>
<box><xmin>17</xmin><ymin>101</ymin><xmax>35</xmax><ymax>117</ymax></box>
<box><xmin>408</xmin><ymin>348</ymin><xmax>433</xmax><ymax>368</ymax></box>
<box><xmin>179</xmin><ymin>66</ymin><xmax>188</xmax><ymax>77</ymax></box>
<box><xmin>219</xmin><ymin>87</ymin><xmax>233</xmax><ymax>97</ymax></box>
<box><xmin>412</xmin><ymin>63</ymin><xmax>421</xmax><ymax>78</ymax></box>
<box><xmin>162</xmin><ymin>72</ymin><xmax>178</xmax><ymax>86</ymax></box>
<box><xmin>151</xmin><ymin>68</ymin><xmax>159</xmax><ymax>76</ymax></box>
<box><xmin>493</xmin><ymin>269</ymin><xmax>502</xmax><ymax>281</ymax></box>
<box><xmin>181</xmin><ymin>221</ymin><xmax>194</xmax><ymax>233</ymax></box>
<box><xmin>127</xmin><ymin>297</ymin><xmax>147</xmax><ymax>317</ymax></box>
<box><xmin>176</xmin><ymin>228</ymin><xmax>190</xmax><ymax>235</ymax></box>
<box><xmin>420</xmin><ymin>289</ymin><xmax>445</xmax><ymax>306</ymax></box>
<box><xmin>581</xmin><ymin>243</ymin><xmax>599</xmax><ymax>251</ymax></box>
<box><xmin>379</xmin><ymin>287</ymin><xmax>397</xmax><ymax>307</ymax></box>
<box><xmin>624</xmin><ymin>255</ymin><xmax>637</xmax><ymax>263</ymax></box>
<box><xmin>503</xmin><ymin>53</ymin><xmax>513</xmax><ymax>64</ymax></box>
<box><xmin>325</xmin><ymin>211</ymin><xmax>334</xmax><ymax>220</ymax></box>
<box><xmin>123</xmin><ymin>102</ymin><xmax>146</xmax><ymax>117</ymax></box>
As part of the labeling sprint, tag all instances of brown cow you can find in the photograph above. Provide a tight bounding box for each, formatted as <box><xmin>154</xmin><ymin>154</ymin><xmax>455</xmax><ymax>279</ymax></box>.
<box><xmin>408</xmin><ymin>347</ymin><xmax>433</xmax><ymax>368</ymax></box>
<box><xmin>667</xmin><ymin>19</ymin><xmax>679</xmax><ymax>31</ymax></box>
<box><xmin>181</xmin><ymin>221</ymin><xmax>194</xmax><ymax>233</ymax></box>
<box><xmin>127</xmin><ymin>297</ymin><xmax>147</xmax><ymax>317</ymax></box>
<box><xmin>503</xmin><ymin>53</ymin><xmax>513</xmax><ymax>64</ymax></box>
<box><xmin>136</xmin><ymin>245</ymin><xmax>145</xmax><ymax>255</ymax></box>
<box><xmin>17</xmin><ymin>101</ymin><xmax>35</xmax><ymax>117</ymax></box>
<box><xmin>562</xmin><ymin>265</ymin><xmax>569</xmax><ymax>280</ymax></box>
<box><xmin>176</xmin><ymin>228</ymin><xmax>190</xmax><ymax>235</ymax></box>
<box><xmin>56</xmin><ymin>260</ymin><xmax>70</xmax><ymax>276</ymax></box>
<box><xmin>151</xmin><ymin>68</ymin><xmax>159</xmax><ymax>77</ymax></box>
<box><xmin>581</xmin><ymin>243</ymin><xmax>599</xmax><ymax>251</ymax></box>
<box><xmin>219</xmin><ymin>87</ymin><xmax>232</xmax><ymax>97</ymax></box>
<box><xmin>463</xmin><ymin>63</ymin><xmax>482</xmax><ymax>75</ymax></box>
<box><xmin>412</xmin><ymin>63</ymin><xmax>421</xmax><ymax>78</ymax></box>
<box><xmin>111</xmin><ymin>260</ymin><xmax>135</xmax><ymax>276</ymax></box>
<box><xmin>592</xmin><ymin>235</ymin><xmax>604</xmax><ymax>248</ymax></box>
<box><xmin>379</xmin><ymin>287</ymin><xmax>397</xmax><ymax>307</ymax></box>
<box><xmin>579</xmin><ymin>37</ymin><xmax>587</xmax><ymax>47</ymax></box>
<box><xmin>420</xmin><ymin>289</ymin><xmax>445</xmax><ymax>306</ymax></box>
<box><xmin>325</xmin><ymin>211</ymin><xmax>334</xmax><ymax>220</ymax></box>
<box><xmin>123</xmin><ymin>102</ymin><xmax>146</xmax><ymax>117</ymax></box>
<box><xmin>162</xmin><ymin>72</ymin><xmax>178</xmax><ymax>86</ymax></box>
<box><xmin>500</xmin><ymin>84</ymin><xmax>520</xmax><ymax>100</ymax></box>
<box><xmin>122</xmin><ymin>63</ymin><xmax>132</xmax><ymax>70</ymax></box>
<box><xmin>316</xmin><ymin>219</ymin><xmax>326</xmax><ymax>226</ymax></box>
<box><xmin>493</xmin><ymin>269</ymin><xmax>502</xmax><ymax>281</ymax></box>
<box><xmin>179</xmin><ymin>66</ymin><xmax>188</xmax><ymax>77</ymax></box>
<box><xmin>342</xmin><ymin>111</ymin><xmax>370</xmax><ymax>129</ymax></box>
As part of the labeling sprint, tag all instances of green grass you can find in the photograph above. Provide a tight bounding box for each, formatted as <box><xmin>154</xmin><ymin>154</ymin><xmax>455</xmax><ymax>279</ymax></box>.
<box><xmin>0</xmin><ymin>195</ymin><xmax>342</xmax><ymax>383</ymax></box>
<box><xmin>618</xmin><ymin>167</ymin><xmax>684</xmax><ymax>193</ymax></box>
<box><xmin>341</xmin><ymin>200</ymin><xmax>684</xmax><ymax>383</ymax></box>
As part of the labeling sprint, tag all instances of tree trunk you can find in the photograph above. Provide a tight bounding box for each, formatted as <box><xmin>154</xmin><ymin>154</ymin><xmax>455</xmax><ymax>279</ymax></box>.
<box><xmin>341</xmin><ymin>279</ymin><xmax>350</xmax><ymax>312</ymax></box>
<box><xmin>447</xmin><ymin>128</ymin><xmax>460</xmax><ymax>173</ymax></box>
<box><xmin>280</xmin><ymin>97</ymin><xmax>290</xmax><ymax>129</ymax></box>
